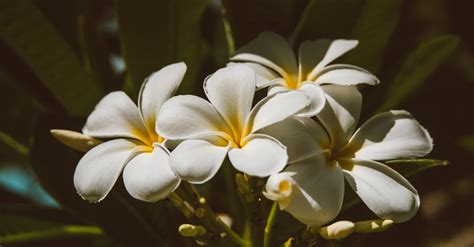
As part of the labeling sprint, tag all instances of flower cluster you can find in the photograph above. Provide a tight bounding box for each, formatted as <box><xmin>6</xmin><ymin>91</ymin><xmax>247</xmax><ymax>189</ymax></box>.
<box><xmin>52</xmin><ymin>32</ymin><xmax>433</xmax><ymax>230</ymax></box>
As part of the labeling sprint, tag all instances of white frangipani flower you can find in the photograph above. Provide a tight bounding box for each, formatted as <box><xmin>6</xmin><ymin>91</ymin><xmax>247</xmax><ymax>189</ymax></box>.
<box><xmin>229</xmin><ymin>32</ymin><xmax>379</xmax><ymax>116</ymax></box>
<box><xmin>261</xmin><ymin>86</ymin><xmax>433</xmax><ymax>226</ymax></box>
<box><xmin>72</xmin><ymin>62</ymin><xmax>187</xmax><ymax>203</ymax></box>
<box><xmin>157</xmin><ymin>65</ymin><xmax>311</xmax><ymax>183</ymax></box>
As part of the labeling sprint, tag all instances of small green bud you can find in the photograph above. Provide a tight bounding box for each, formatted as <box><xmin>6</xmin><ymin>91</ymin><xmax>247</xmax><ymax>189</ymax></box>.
<box><xmin>317</xmin><ymin>220</ymin><xmax>355</xmax><ymax>240</ymax></box>
<box><xmin>178</xmin><ymin>224</ymin><xmax>207</xmax><ymax>237</ymax></box>
<box><xmin>354</xmin><ymin>219</ymin><xmax>394</xmax><ymax>233</ymax></box>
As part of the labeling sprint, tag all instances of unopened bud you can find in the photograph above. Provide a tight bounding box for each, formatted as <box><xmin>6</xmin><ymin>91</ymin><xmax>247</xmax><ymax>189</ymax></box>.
<box><xmin>50</xmin><ymin>129</ymin><xmax>102</xmax><ymax>152</ymax></box>
<box><xmin>354</xmin><ymin>219</ymin><xmax>394</xmax><ymax>233</ymax></box>
<box><xmin>317</xmin><ymin>220</ymin><xmax>355</xmax><ymax>240</ymax></box>
<box><xmin>217</xmin><ymin>213</ymin><xmax>233</xmax><ymax>228</ymax></box>
<box><xmin>178</xmin><ymin>224</ymin><xmax>207</xmax><ymax>237</ymax></box>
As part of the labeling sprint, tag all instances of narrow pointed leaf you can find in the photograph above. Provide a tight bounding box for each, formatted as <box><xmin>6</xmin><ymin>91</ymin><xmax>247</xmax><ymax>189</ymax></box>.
<box><xmin>0</xmin><ymin>0</ymin><xmax>103</xmax><ymax>116</ymax></box>
<box><xmin>376</xmin><ymin>35</ymin><xmax>459</xmax><ymax>112</ymax></box>
<box><xmin>116</xmin><ymin>0</ymin><xmax>209</xmax><ymax>97</ymax></box>
<box><xmin>222</xmin><ymin>0</ymin><xmax>298</xmax><ymax>47</ymax></box>
<box><xmin>340</xmin><ymin>0</ymin><xmax>402</xmax><ymax>72</ymax></box>
<box><xmin>0</xmin><ymin>215</ymin><xmax>103</xmax><ymax>245</ymax></box>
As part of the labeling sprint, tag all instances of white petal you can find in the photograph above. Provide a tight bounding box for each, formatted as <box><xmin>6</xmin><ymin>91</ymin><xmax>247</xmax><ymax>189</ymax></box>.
<box><xmin>230</xmin><ymin>32</ymin><xmax>298</xmax><ymax>81</ymax></box>
<box><xmin>204</xmin><ymin>65</ymin><xmax>255</xmax><ymax>133</ymax></box>
<box><xmin>169</xmin><ymin>139</ymin><xmax>229</xmax><ymax>184</ymax></box>
<box><xmin>317</xmin><ymin>85</ymin><xmax>362</xmax><ymax>149</ymax></box>
<box><xmin>284</xmin><ymin>155</ymin><xmax>345</xmax><ymax>226</ymax></box>
<box><xmin>349</xmin><ymin>110</ymin><xmax>433</xmax><ymax>160</ymax></box>
<box><xmin>343</xmin><ymin>159</ymin><xmax>420</xmax><ymax>223</ymax></box>
<box><xmin>298</xmin><ymin>39</ymin><xmax>333</xmax><ymax>79</ymax></box>
<box><xmin>138</xmin><ymin>62</ymin><xmax>186</xmax><ymax>132</ymax></box>
<box><xmin>297</xmin><ymin>83</ymin><xmax>326</xmax><ymax>117</ymax></box>
<box><xmin>156</xmin><ymin>95</ymin><xmax>230</xmax><ymax>140</ymax></box>
<box><xmin>227</xmin><ymin>62</ymin><xmax>281</xmax><ymax>88</ymax></box>
<box><xmin>82</xmin><ymin>92</ymin><xmax>148</xmax><ymax>143</ymax></box>
<box><xmin>267</xmin><ymin>85</ymin><xmax>289</xmax><ymax>95</ymax></box>
<box><xmin>263</xmin><ymin>172</ymin><xmax>296</xmax><ymax>209</ymax></box>
<box><xmin>306</xmin><ymin>40</ymin><xmax>359</xmax><ymax>80</ymax></box>
<box><xmin>73</xmin><ymin>139</ymin><xmax>138</xmax><ymax>202</ymax></box>
<box><xmin>314</xmin><ymin>64</ymin><xmax>379</xmax><ymax>86</ymax></box>
<box><xmin>123</xmin><ymin>145</ymin><xmax>180</xmax><ymax>202</ymax></box>
<box><xmin>228</xmin><ymin>134</ymin><xmax>287</xmax><ymax>177</ymax></box>
<box><xmin>258</xmin><ymin>117</ymin><xmax>329</xmax><ymax>164</ymax></box>
<box><xmin>247</xmin><ymin>91</ymin><xmax>310</xmax><ymax>133</ymax></box>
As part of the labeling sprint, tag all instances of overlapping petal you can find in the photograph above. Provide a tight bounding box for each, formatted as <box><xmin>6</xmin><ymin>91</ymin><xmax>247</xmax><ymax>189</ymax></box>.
<box><xmin>123</xmin><ymin>145</ymin><xmax>180</xmax><ymax>202</ymax></box>
<box><xmin>306</xmin><ymin>40</ymin><xmax>359</xmax><ymax>80</ymax></box>
<box><xmin>227</xmin><ymin>62</ymin><xmax>281</xmax><ymax>88</ymax></box>
<box><xmin>204</xmin><ymin>65</ymin><xmax>255</xmax><ymax>133</ymax></box>
<box><xmin>230</xmin><ymin>32</ymin><xmax>298</xmax><ymax>81</ymax></box>
<box><xmin>314</xmin><ymin>64</ymin><xmax>379</xmax><ymax>86</ymax></box>
<box><xmin>157</xmin><ymin>95</ymin><xmax>230</xmax><ymax>140</ymax></box>
<box><xmin>317</xmin><ymin>85</ymin><xmax>362</xmax><ymax>149</ymax></box>
<box><xmin>138</xmin><ymin>62</ymin><xmax>186</xmax><ymax>132</ymax></box>
<box><xmin>258</xmin><ymin>117</ymin><xmax>329</xmax><ymax>164</ymax></box>
<box><xmin>297</xmin><ymin>83</ymin><xmax>326</xmax><ymax>117</ymax></box>
<box><xmin>282</xmin><ymin>155</ymin><xmax>345</xmax><ymax>226</ymax></box>
<box><xmin>169</xmin><ymin>139</ymin><xmax>229</xmax><ymax>184</ymax></box>
<box><xmin>228</xmin><ymin>134</ymin><xmax>287</xmax><ymax>177</ymax></box>
<box><xmin>343</xmin><ymin>159</ymin><xmax>420</xmax><ymax>223</ymax></box>
<box><xmin>73</xmin><ymin>139</ymin><xmax>139</xmax><ymax>202</ymax></box>
<box><xmin>350</xmin><ymin>110</ymin><xmax>433</xmax><ymax>160</ymax></box>
<box><xmin>82</xmin><ymin>92</ymin><xmax>149</xmax><ymax>143</ymax></box>
<box><xmin>247</xmin><ymin>91</ymin><xmax>310</xmax><ymax>133</ymax></box>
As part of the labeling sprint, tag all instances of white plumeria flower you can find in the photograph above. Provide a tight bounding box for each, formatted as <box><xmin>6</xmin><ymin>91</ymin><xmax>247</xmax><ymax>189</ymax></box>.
<box><xmin>261</xmin><ymin>86</ymin><xmax>433</xmax><ymax>226</ymax></box>
<box><xmin>73</xmin><ymin>62</ymin><xmax>187</xmax><ymax>203</ymax></box>
<box><xmin>157</xmin><ymin>65</ymin><xmax>311</xmax><ymax>183</ymax></box>
<box><xmin>229</xmin><ymin>32</ymin><xmax>379</xmax><ymax>116</ymax></box>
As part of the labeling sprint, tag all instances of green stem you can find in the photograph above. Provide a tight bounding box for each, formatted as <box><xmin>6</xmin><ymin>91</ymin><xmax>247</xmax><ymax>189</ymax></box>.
<box><xmin>181</xmin><ymin>183</ymin><xmax>250</xmax><ymax>246</ymax></box>
<box><xmin>289</xmin><ymin>0</ymin><xmax>316</xmax><ymax>46</ymax></box>
<box><xmin>220</xmin><ymin>5</ymin><xmax>235</xmax><ymax>56</ymax></box>
<box><xmin>263</xmin><ymin>202</ymin><xmax>279</xmax><ymax>247</ymax></box>
<box><xmin>0</xmin><ymin>225</ymin><xmax>103</xmax><ymax>244</ymax></box>
<box><xmin>0</xmin><ymin>131</ymin><xmax>29</xmax><ymax>156</ymax></box>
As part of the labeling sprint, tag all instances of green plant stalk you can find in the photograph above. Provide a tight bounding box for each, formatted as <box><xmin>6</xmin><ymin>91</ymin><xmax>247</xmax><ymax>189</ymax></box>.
<box><xmin>0</xmin><ymin>131</ymin><xmax>29</xmax><ymax>156</ymax></box>
<box><xmin>220</xmin><ymin>5</ymin><xmax>236</xmax><ymax>56</ymax></box>
<box><xmin>263</xmin><ymin>202</ymin><xmax>279</xmax><ymax>247</ymax></box>
<box><xmin>289</xmin><ymin>0</ymin><xmax>315</xmax><ymax>46</ymax></box>
<box><xmin>0</xmin><ymin>225</ymin><xmax>103</xmax><ymax>244</ymax></box>
<box><xmin>181</xmin><ymin>182</ymin><xmax>250</xmax><ymax>246</ymax></box>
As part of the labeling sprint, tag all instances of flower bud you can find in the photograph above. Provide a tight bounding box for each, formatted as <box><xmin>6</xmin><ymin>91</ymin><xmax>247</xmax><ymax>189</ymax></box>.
<box><xmin>317</xmin><ymin>220</ymin><xmax>355</xmax><ymax>240</ymax></box>
<box><xmin>354</xmin><ymin>219</ymin><xmax>394</xmax><ymax>233</ymax></box>
<box><xmin>262</xmin><ymin>172</ymin><xmax>295</xmax><ymax>210</ymax></box>
<box><xmin>50</xmin><ymin>129</ymin><xmax>102</xmax><ymax>152</ymax></box>
<box><xmin>178</xmin><ymin>224</ymin><xmax>207</xmax><ymax>237</ymax></box>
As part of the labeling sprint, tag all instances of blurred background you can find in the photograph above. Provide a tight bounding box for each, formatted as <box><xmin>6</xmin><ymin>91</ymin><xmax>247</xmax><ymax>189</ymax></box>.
<box><xmin>0</xmin><ymin>0</ymin><xmax>472</xmax><ymax>246</ymax></box>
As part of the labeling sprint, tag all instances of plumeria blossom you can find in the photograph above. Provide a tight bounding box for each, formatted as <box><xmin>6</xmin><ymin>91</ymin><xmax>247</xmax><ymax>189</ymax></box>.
<box><xmin>157</xmin><ymin>65</ymin><xmax>310</xmax><ymax>183</ymax></box>
<box><xmin>71</xmin><ymin>62</ymin><xmax>187</xmax><ymax>203</ymax></box>
<box><xmin>261</xmin><ymin>86</ymin><xmax>433</xmax><ymax>226</ymax></box>
<box><xmin>229</xmin><ymin>32</ymin><xmax>379</xmax><ymax>116</ymax></box>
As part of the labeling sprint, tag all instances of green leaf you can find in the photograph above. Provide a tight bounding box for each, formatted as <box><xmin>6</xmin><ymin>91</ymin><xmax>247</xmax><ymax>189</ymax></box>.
<box><xmin>116</xmin><ymin>0</ymin><xmax>209</xmax><ymax>97</ymax></box>
<box><xmin>0</xmin><ymin>215</ymin><xmax>103</xmax><ymax>245</ymax></box>
<box><xmin>340</xmin><ymin>0</ymin><xmax>402</xmax><ymax>73</ymax></box>
<box><xmin>290</xmin><ymin>0</ymin><xmax>364</xmax><ymax>46</ymax></box>
<box><xmin>222</xmin><ymin>0</ymin><xmax>298</xmax><ymax>47</ymax></box>
<box><xmin>77</xmin><ymin>0</ymin><xmax>117</xmax><ymax>91</ymax></box>
<box><xmin>0</xmin><ymin>0</ymin><xmax>103</xmax><ymax>116</ymax></box>
<box><xmin>385</xmin><ymin>159</ymin><xmax>449</xmax><ymax>177</ymax></box>
<box><xmin>458</xmin><ymin>135</ymin><xmax>474</xmax><ymax>153</ymax></box>
<box><xmin>376</xmin><ymin>35</ymin><xmax>459</xmax><ymax>112</ymax></box>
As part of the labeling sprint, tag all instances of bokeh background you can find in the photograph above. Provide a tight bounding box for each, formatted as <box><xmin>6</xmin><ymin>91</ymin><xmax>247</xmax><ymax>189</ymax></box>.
<box><xmin>0</xmin><ymin>0</ymin><xmax>472</xmax><ymax>246</ymax></box>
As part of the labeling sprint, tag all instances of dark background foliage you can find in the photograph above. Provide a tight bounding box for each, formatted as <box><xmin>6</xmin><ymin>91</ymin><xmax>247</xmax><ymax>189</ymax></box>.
<box><xmin>0</xmin><ymin>0</ymin><xmax>472</xmax><ymax>246</ymax></box>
